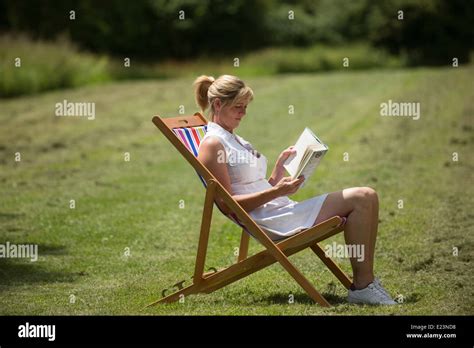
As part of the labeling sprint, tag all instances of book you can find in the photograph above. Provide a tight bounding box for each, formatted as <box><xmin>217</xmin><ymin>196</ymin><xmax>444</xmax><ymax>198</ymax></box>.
<box><xmin>283</xmin><ymin>127</ymin><xmax>329</xmax><ymax>188</ymax></box>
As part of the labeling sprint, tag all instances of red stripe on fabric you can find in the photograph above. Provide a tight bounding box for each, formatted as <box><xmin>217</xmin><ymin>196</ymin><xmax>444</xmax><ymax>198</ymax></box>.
<box><xmin>190</xmin><ymin>127</ymin><xmax>201</xmax><ymax>147</ymax></box>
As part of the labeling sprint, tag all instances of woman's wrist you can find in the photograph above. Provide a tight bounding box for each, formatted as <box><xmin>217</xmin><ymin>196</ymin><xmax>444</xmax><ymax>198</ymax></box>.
<box><xmin>267</xmin><ymin>185</ymin><xmax>281</xmax><ymax>199</ymax></box>
<box><xmin>234</xmin><ymin>184</ymin><xmax>281</xmax><ymax>213</ymax></box>
<box><xmin>270</xmin><ymin>165</ymin><xmax>285</xmax><ymax>182</ymax></box>
<box><xmin>268</xmin><ymin>173</ymin><xmax>281</xmax><ymax>186</ymax></box>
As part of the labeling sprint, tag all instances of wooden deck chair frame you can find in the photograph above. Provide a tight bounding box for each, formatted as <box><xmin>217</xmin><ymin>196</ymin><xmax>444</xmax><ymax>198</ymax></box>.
<box><xmin>148</xmin><ymin>112</ymin><xmax>353</xmax><ymax>308</ymax></box>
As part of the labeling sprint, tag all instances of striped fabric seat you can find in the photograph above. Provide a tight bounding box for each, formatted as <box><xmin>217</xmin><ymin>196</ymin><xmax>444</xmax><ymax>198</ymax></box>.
<box><xmin>173</xmin><ymin>125</ymin><xmax>208</xmax><ymax>188</ymax></box>
<box><xmin>173</xmin><ymin>125</ymin><xmax>208</xmax><ymax>157</ymax></box>
<box><xmin>172</xmin><ymin>125</ymin><xmax>250</xmax><ymax>234</ymax></box>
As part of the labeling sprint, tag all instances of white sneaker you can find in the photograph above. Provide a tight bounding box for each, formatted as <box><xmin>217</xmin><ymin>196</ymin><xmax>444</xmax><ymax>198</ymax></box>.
<box><xmin>348</xmin><ymin>281</ymin><xmax>397</xmax><ymax>305</ymax></box>
<box><xmin>374</xmin><ymin>277</ymin><xmax>391</xmax><ymax>298</ymax></box>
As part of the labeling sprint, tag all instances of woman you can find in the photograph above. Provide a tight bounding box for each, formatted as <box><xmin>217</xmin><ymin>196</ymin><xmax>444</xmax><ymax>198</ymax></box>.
<box><xmin>196</xmin><ymin>74</ymin><xmax>396</xmax><ymax>305</ymax></box>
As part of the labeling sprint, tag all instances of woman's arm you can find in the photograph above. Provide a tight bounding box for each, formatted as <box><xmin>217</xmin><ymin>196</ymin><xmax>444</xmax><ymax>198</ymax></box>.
<box><xmin>198</xmin><ymin>138</ymin><xmax>303</xmax><ymax>214</ymax></box>
<box><xmin>268</xmin><ymin>165</ymin><xmax>285</xmax><ymax>186</ymax></box>
<box><xmin>237</xmin><ymin>176</ymin><xmax>304</xmax><ymax>212</ymax></box>
<box><xmin>268</xmin><ymin>146</ymin><xmax>296</xmax><ymax>186</ymax></box>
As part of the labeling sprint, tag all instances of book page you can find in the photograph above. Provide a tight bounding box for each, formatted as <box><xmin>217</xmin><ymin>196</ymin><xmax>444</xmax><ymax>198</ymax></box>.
<box><xmin>297</xmin><ymin>148</ymin><xmax>327</xmax><ymax>188</ymax></box>
<box><xmin>295</xmin><ymin>148</ymin><xmax>315</xmax><ymax>178</ymax></box>
<box><xmin>284</xmin><ymin>128</ymin><xmax>327</xmax><ymax>179</ymax></box>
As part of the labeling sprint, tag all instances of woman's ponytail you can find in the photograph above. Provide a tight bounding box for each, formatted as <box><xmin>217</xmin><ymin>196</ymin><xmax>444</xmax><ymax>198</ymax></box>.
<box><xmin>193</xmin><ymin>75</ymin><xmax>215</xmax><ymax>113</ymax></box>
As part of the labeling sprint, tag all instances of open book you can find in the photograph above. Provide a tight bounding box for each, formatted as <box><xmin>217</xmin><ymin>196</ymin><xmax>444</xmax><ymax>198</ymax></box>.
<box><xmin>283</xmin><ymin>127</ymin><xmax>328</xmax><ymax>188</ymax></box>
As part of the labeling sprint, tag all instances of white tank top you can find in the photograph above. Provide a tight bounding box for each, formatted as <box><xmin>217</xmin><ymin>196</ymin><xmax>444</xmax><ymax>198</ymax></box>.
<box><xmin>200</xmin><ymin>121</ymin><xmax>292</xmax><ymax>203</ymax></box>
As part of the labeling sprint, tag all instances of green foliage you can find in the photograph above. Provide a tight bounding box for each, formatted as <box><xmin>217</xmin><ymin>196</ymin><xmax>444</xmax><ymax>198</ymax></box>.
<box><xmin>0</xmin><ymin>35</ymin><xmax>404</xmax><ymax>98</ymax></box>
<box><xmin>264</xmin><ymin>0</ymin><xmax>373</xmax><ymax>45</ymax></box>
<box><xmin>0</xmin><ymin>0</ymin><xmax>270</xmax><ymax>59</ymax></box>
<box><xmin>1</xmin><ymin>0</ymin><xmax>471</xmax><ymax>65</ymax></box>
<box><xmin>244</xmin><ymin>44</ymin><xmax>403</xmax><ymax>73</ymax></box>
<box><xmin>264</xmin><ymin>3</ymin><xmax>319</xmax><ymax>46</ymax></box>
<box><xmin>0</xmin><ymin>34</ymin><xmax>111</xmax><ymax>98</ymax></box>
<box><xmin>365</xmin><ymin>0</ymin><xmax>474</xmax><ymax>65</ymax></box>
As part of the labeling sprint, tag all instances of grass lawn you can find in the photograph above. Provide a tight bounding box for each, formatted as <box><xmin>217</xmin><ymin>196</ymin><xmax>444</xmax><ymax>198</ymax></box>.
<box><xmin>0</xmin><ymin>65</ymin><xmax>472</xmax><ymax>315</ymax></box>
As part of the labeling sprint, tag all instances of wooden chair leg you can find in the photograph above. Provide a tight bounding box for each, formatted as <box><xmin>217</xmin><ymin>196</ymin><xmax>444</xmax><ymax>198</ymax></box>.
<box><xmin>237</xmin><ymin>229</ymin><xmax>250</xmax><ymax>262</ymax></box>
<box><xmin>193</xmin><ymin>181</ymin><xmax>216</xmax><ymax>283</ymax></box>
<box><xmin>200</xmin><ymin>253</ymin><xmax>331</xmax><ymax>307</ymax></box>
<box><xmin>311</xmin><ymin>243</ymin><xmax>353</xmax><ymax>289</ymax></box>
<box><xmin>276</xmin><ymin>254</ymin><xmax>331</xmax><ymax>307</ymax></box>
<box><xmin>146</xmin><ymin>245</ymin><xmax>336</xmax><ymax>308</ymax></box>
<box><xmin>145</xmin><ymin>283</ymin><xmax>202</xmax><ymax>307</ymax></box>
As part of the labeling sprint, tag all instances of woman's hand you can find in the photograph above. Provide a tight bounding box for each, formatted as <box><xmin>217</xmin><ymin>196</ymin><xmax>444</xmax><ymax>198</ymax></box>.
<box><xmin>273</xmin><ymin>175</ymin><xmax>305</xmax><ymax>197</ymax></box>
<box><xmin>268</xmin><ymin>146</ymin><xmax>297</xmax><ymax>186</ymax></box>
<box><xmin>276</xmin><ymin>146</ymin><xmax>296</xmax><ymax>169</ymax></box>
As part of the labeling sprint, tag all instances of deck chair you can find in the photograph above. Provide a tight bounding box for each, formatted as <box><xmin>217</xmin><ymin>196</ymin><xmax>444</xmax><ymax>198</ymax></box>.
<box><xmin>148</xmin><ymin>112</ymin><xmax>353</xmax><ymax>307</ymax></box>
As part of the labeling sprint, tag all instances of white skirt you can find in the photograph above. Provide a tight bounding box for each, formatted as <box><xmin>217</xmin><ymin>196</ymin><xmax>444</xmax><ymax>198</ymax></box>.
<box><xmin>233</xmin><ymin>179</ymin><xmax>328</xmax><ymax>241</ymax></box>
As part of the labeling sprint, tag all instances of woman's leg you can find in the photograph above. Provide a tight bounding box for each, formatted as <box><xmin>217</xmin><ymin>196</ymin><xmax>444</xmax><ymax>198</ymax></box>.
<box><xmin>368</xmin><ymin>191</ymin><xmax>379</xmax><ymax>268</ymax></box>
<box><xmin>313</xmin><ymin>187</ymin><xmax>379</xmax><ymax>289</ymax></box>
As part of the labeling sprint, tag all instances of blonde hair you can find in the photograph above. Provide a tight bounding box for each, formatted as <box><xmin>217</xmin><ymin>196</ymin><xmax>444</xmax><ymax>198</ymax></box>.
<box><xmin>193</xmin><ymin>74</ymin><xmax>254</xmax><ymax>121</ymax></box>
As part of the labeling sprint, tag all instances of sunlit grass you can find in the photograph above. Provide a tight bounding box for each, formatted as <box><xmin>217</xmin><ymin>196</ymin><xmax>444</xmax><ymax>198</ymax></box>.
<box><xmin>0</xmin><ymin>65</ymin><xmax>472</xmax><ymax>315</ymax></box>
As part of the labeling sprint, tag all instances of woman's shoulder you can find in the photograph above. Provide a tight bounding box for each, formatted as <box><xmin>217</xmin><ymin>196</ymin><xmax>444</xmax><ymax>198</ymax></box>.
<box><xmin>201</xmin><ymin>134</ymin><xmax>223</xmax><ymax>146</ymax></box>
<box><xmin>198</xmin><ymin>135</ymin><xmax>228</xmax><ymax>163</ymax></box>
<box><xmin>199</xmin><ymin>135</ymin><xmax>227</xmax><ymax>154</ymax></box>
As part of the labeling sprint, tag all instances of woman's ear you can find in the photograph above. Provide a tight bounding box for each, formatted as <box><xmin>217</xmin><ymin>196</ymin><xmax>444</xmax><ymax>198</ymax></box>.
<box><xmin>214</xmin><ymin>98</ymin><xmax>221</xmax><ymax>113</ymax></box>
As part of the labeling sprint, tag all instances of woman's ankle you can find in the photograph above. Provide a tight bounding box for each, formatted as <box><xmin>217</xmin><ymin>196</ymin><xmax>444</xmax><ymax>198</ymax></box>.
<box><xmin>352</xmin><ymin>275</ymin><xmax>375</xmax><ymax>290</ymax></box>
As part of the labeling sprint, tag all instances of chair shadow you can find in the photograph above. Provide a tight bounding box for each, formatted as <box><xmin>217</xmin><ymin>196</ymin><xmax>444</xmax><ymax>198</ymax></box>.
<box><xmin>263</xmin><ymin>291</ymin><xmax>347</xmax><ymax>305</ymax></box>
<box><xmin>0</xmin><ymin>243</ymin><xmax>80</xmax><ymax>290</ymax></box>
<box><xmin>37</xmin><ymin>243</ymin><xmax>69</xmax><ymax>255</ymax></box>
<box><xmin>1</xmin><ymin>213</ymin><xmax>88</xmax><ymax>291</ymax></box>
<box><xmin>0</xmin><ymin>212</ymin><xmax>26</xmax><ymax>220</ymax></box>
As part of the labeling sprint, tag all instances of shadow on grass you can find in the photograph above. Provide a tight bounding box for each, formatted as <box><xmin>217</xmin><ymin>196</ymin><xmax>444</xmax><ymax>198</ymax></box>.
<box><xmin>38</xmin><ymin>243</ymin><xmax>69</xmax><ymax>255</ymax></box>
<box><xmin>0</xmin><ymin>212</ymin><xmax>25</xmax><ymax>220</ymax></box>
<box><xmin>263</xmin><ymin>291</ymin><xmax>347</xmax><ymax>305</ymax></box>
<box><xmin>0</xmin><ymin>243</ymin><xmax>79</xmax><ymax>290</ymax></box>
<box><xmin>0</xmin><ymin>242</ymin><xmax>69</xmax><ymax>255</ymax></box>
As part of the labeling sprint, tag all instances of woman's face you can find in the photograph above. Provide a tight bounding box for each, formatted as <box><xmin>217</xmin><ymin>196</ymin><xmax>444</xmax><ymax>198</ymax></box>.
<box><xmin>214</xmin><ymin>98</ymin><xmax>248</xmax><ymax>133</ymax></box>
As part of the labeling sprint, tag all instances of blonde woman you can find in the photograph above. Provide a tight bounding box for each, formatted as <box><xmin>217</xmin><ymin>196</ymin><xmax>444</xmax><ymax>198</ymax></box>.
<box><xmin>196</xmin><ymin>74</ymin><xmax>396</xmax><ymax>305</ymax></box>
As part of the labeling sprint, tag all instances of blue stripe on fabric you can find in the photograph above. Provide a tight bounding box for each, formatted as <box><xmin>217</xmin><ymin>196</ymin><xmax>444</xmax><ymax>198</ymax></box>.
<box><xmin>183</xmin><ymin>128</ymin><xmax>198</xmax><ymax>156</ymax></box>
<box><xmin>197</xmin><ymin>172</ymin><xmax>207</xmax><ymax>188</ymax></box>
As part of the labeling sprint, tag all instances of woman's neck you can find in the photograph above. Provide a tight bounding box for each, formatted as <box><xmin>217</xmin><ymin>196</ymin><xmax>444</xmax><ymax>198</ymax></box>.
<box><xmin>213</xmin><ymin>120</ymin><xmax>234</xmax><ymax>134</ymax></box>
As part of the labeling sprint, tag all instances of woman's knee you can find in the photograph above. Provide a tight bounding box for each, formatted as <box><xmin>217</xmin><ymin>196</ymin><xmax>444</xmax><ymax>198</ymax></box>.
<box><xmin>347</xmin><ymin>186</ymin><xmax>378</xmax><ymax>210</ymax></box>
<box><xmin>314</xmin><ymin>187</ymin><xmax>378</xmax><ymax>225</ymax></box>
<box><xmin>313</xmin><ymin>191</ymin><xmax>351</xmax><ymax>224</ymax></box>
